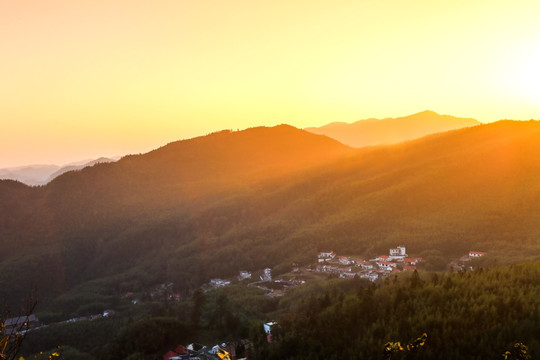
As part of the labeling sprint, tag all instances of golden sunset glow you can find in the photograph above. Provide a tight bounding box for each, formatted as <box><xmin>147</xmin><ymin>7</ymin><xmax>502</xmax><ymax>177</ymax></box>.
<box><xmin>1</xmin><ymin>0</ymin><xmax>540</xmax><ymax>167</ymax></box>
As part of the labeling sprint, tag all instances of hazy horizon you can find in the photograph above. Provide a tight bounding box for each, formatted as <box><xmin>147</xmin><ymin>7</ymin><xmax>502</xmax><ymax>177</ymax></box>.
<box><xmin>2</xmin><ymin>1</ymin><xmax>540</xmax><ymax>168</ymax></box>
<box><xmin>0</xmin><ymin>112</ymin><xmax>534</xmax><ymax>169</ymax></box>
<box><xmin>1</xmin><ymin>109</ymin><xmax>482</xmax><ymax>169</ymax></box>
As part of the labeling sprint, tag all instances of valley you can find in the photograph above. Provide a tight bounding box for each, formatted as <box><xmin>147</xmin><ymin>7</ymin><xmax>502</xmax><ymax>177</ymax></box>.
<box><xmin>1</xmin><ymin>120</ymin><xmax>539</xmax><ymax>359</ymax></box>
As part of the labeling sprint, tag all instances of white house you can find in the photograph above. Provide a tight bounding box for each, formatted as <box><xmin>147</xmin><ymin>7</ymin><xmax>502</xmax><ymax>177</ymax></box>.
<box><xmin>318</xmin><ymin>251</ymin><xmax>336</xmax><ymax>262</ymax></box>
<box><xmin>360</xmin><ymin>261</ymin><xmax>374</xmax><ymax>270</ymax></box>
<box><xmin>210</xmin><ymin>279</ymin><xmax>231</xmax><ymax>287</ymax></box>
<box><xmin>263</xmin><ymin>268</ymin><xmax>272</xmax><ymax>281</ymax></box>
<box><xmin>376</xmin><ymin>261</ymin><xmax>397</xmax><ymax>271</ymax></box>
<box><xmin>319</xmin><ymin>265</ymin><xmax>338</xmax><ymax>272</ymax></box>
<box><xmin>264</xmin><ymin>321</ymin><xmax>277</xmax><ymax>335</ymax></box>
<box><xmin>338</xmin><ymin>256</ymin><xmax>353</xmax><ymax>265</ymax></box>
<box><xmin>389</xmin><ymin>246</ymin><xmax>407</xmax><ymax>260</ymax></box>
<box><xmin>239</xmin><ymin>271</ymin><xmax>252</xmax><ymax>280</ymax></box>
<box><xmin>469</xmin><ymin>251</ymin><xmax>486</xmax><ymax>258</ymax></box>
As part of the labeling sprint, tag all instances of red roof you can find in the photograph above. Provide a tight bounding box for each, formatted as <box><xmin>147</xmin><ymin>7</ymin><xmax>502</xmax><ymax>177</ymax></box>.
<box><xmin>379</xmin><ymin>255</ymin><xmax>390</xmax><ymax>260</ymax></box>
<box><xmin>403</xmin><ymin>258</ymin><xmax>417</xmax><ymax>263</ymax></box>
<box><xmin>163</xmin><ymin>345</ymin><xmax>186</xmax><ymax>360</ymax></box>
<box><xmin>403</xmin><ymin>265</ymin><xmax>417</xmax><ymax>271</ymax></box>
<box><xmin>469</xmin><ymin>251</ymin><xmax>486</xmax><ymax>255</ymax></box>
<box><xmin>163</xmin><ymin>351</ymin><xmax>177</xmax><ymax>360</ymax></box>
<box><xmin>174</xmin><ymin>345</ymin><xmax>186</xmax><ymax>355</ymax></box>
<box><xmin>378</xmin><ymin>261</ymin><xmax>395</xmax><ymax>266</ymax></box>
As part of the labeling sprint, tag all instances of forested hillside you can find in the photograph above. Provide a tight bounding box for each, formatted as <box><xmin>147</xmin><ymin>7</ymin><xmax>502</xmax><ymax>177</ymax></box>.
<box><xmin>1</xmin><ymin>121</ymin><xmax>540</xmax><ymax>311</ymax></box>
<box><xmin>253</xmin><ymin>262</ymin><xmax>539</xmax><ymax>360</ymax></box>
<box><xmin>19</xmin><ymin>263</ymin><xmax>539</xmax><ymax>360</ymax></box>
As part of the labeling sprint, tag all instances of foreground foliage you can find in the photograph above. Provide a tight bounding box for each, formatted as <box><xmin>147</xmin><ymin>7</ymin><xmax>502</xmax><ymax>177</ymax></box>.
<box><xmin>253</xmin><ymin>263</ymin><xmax>539</xmax><ymax>360</ymax></box>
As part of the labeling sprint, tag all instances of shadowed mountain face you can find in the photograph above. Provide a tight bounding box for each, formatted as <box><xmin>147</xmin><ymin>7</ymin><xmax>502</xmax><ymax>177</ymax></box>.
<box><xmin>45</xmin><ymin>157</ymin><xmax>118</xmax><ymax>183</ymax></box>
<box><xmin>305</xmin><ymin>110</ymin><xmax>481</xmax><ymax>148</ymax></box>
<box><xmin>0</xmin><ymin>121</ymin><xmax>539</xmax><ymax>306</ymax></box>
<box><xmin>40</xmin><ymin>125</ymin><xmax>354</xmax><ymax>228</ymax></box>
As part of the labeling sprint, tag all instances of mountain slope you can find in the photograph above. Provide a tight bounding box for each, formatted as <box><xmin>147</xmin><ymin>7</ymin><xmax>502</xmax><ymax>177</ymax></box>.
<box><xmin>1</xmin><ymin>121</ymin><xmax>540</xmax><ymax>308</ymax></box>
<box><xmin>305</xmin><ymin>110</ymin><xmax>480</xmax><ymax>147</ymax></box>
<box><xmin>242</xmin><ymin>120</ymin><xmax>540</xmax><ymax>261</ymax></box>
<box><xmin>45</xmin><ymin>157</ymin><xmax>118</xmax><ymax>183</ymax></box>
<box><xmin>40</xmin><ymin>125</ymin><xmax>354</xmax><ymax>230</ymax></box>
<box><xmin>0</xmin><ymin>158</ymin><xmax>119</xmax><ymax>186</ymax></box>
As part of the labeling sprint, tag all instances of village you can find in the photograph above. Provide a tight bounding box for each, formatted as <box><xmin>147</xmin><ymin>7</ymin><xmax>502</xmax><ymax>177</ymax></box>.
<box><xmin>314</xmin><ymin>245</ymin><xmax>421</xmax><ymax>282</ymax></box>
<box><xmin>206</xmin><ymin>245</ymin><xmax>487</xmax><ymax>297</ymax></box>
<box><xmin>9</xmin><ymin>245</ymin><xmax>486</xmax><ymax>360</ymax></box>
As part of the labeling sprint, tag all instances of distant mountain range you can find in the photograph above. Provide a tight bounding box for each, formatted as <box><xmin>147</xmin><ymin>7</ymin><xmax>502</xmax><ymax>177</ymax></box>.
<box><xmin>0</xmin><ymin>157</ymin><xmax>119</xmax><ymax>186</ymax></box>
<box><xmin>1</xmin><ymin>117</ymin><xmax>539</xmax><ymax>311</ymax></box>
<box><xmin>305</xmin><ymin>110</ymin><xmax>481</xmax><ymax>147</ymax></box>
<box><xmin>2</xmin><ymin>110</ymin><xmax>478</xmax><ymax>186</ymax></box>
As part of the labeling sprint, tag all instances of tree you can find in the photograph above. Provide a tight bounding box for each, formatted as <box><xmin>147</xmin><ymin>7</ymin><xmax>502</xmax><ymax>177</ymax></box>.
<box><xmin>190</xmin><ymin>289</ymin><xmax>205</xmax><ymax>331</ymax></box>
<box><xmin>502</xmin><ymin>343</ymin><xmax>530</xmax><ymax>360</ymax></box>
<box><xmin>1</xmin><ymin>299</ymin><xmax>37</xmax><ymax>360</ymax></box>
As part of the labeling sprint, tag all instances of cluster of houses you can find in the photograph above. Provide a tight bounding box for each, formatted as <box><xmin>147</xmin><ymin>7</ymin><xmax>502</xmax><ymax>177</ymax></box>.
<box><xmin>162</xmin><ymin>340</ymin><xmax>251</xmax><ymax>360</ymax></box>
<box><xmin>209</xmin><ymin>268</ymin><xmax>272</xmax><ymax>290</ymax></box>
<box><xmin>316</xmin><ymin>246</ymin><xmax>423</xmax><ymax>281</ymax></box>
<box><xmin>203</xmin><ymin>246</ymin><xmax>489</xmax><ymax>297</ymax></box>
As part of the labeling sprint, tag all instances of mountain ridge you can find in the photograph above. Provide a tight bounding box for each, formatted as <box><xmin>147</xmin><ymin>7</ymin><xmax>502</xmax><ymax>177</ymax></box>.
<box><xmin>305</xmin><ymin>110</ymin><xmax>481</xmax><ymax>147</ymax></box>
<box><xmin>1</xmin><ymin>120</ymin><xmax>539</xmax><ymax>308</ymax></box>
<box><xmin>0</xmin><ymin>157</ymin><xmax>119</xmax><ymax>186</ymax></box>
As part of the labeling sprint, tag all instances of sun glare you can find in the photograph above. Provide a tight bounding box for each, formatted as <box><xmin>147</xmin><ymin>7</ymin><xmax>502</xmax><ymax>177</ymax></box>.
<box><xmin>516</xmin><ymin>54</ymin><xmax>540</xmax><ymax>101</ymax></box>
<box><xmin>498</xmin><ymin>43</ymin><xmax>540</xmax><ymax>103</ymax></box>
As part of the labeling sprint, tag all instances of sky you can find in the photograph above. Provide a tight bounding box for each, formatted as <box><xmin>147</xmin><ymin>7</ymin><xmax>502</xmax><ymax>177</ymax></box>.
<box><xmin>2</xmin><ymin>0</ymin><xmax>540</xmax><ymax>168</ymax></box>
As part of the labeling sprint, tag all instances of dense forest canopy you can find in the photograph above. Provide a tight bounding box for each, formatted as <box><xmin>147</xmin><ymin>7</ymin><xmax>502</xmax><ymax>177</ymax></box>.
<box><xmin>17</xmin><ymin>263</ymin><xmax>539</xmax><ymax>360</ymax></box>
<box><xmin>252</xmin><ymin>263</ymin><xmax>539</xmax><ymax>360</ymax></box>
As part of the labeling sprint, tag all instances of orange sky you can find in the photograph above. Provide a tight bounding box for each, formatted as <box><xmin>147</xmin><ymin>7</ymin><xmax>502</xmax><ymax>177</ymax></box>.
<box><xmin>1</xmin><ymin>0</ymin><xmax>539</xmax><ymax>168</ymax></box>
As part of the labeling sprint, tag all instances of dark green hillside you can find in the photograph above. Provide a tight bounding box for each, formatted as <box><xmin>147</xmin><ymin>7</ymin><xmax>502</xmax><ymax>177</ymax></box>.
<box><xmin>1</xmin><ymin>121</ymin><xmax>540</xmax><ymax>310</ymax></box>
<box><xmin>0</xmin><ymin>125</ymin><xmax>353</xmax><ymax>305</ymax></box>
<box><xmin>254</xmin><ymin>262</ymin><xmax>540</xmax><ymax>360</ymax></box>
<box><xmin>0</xmin><ymin>180</ymin><xmax>49</xmax><ymax>253</ymax></box>
<box><xmin>43</xmin><ymin>125</ymin><xmax>353</xmax><ymax>230</ymax></box>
